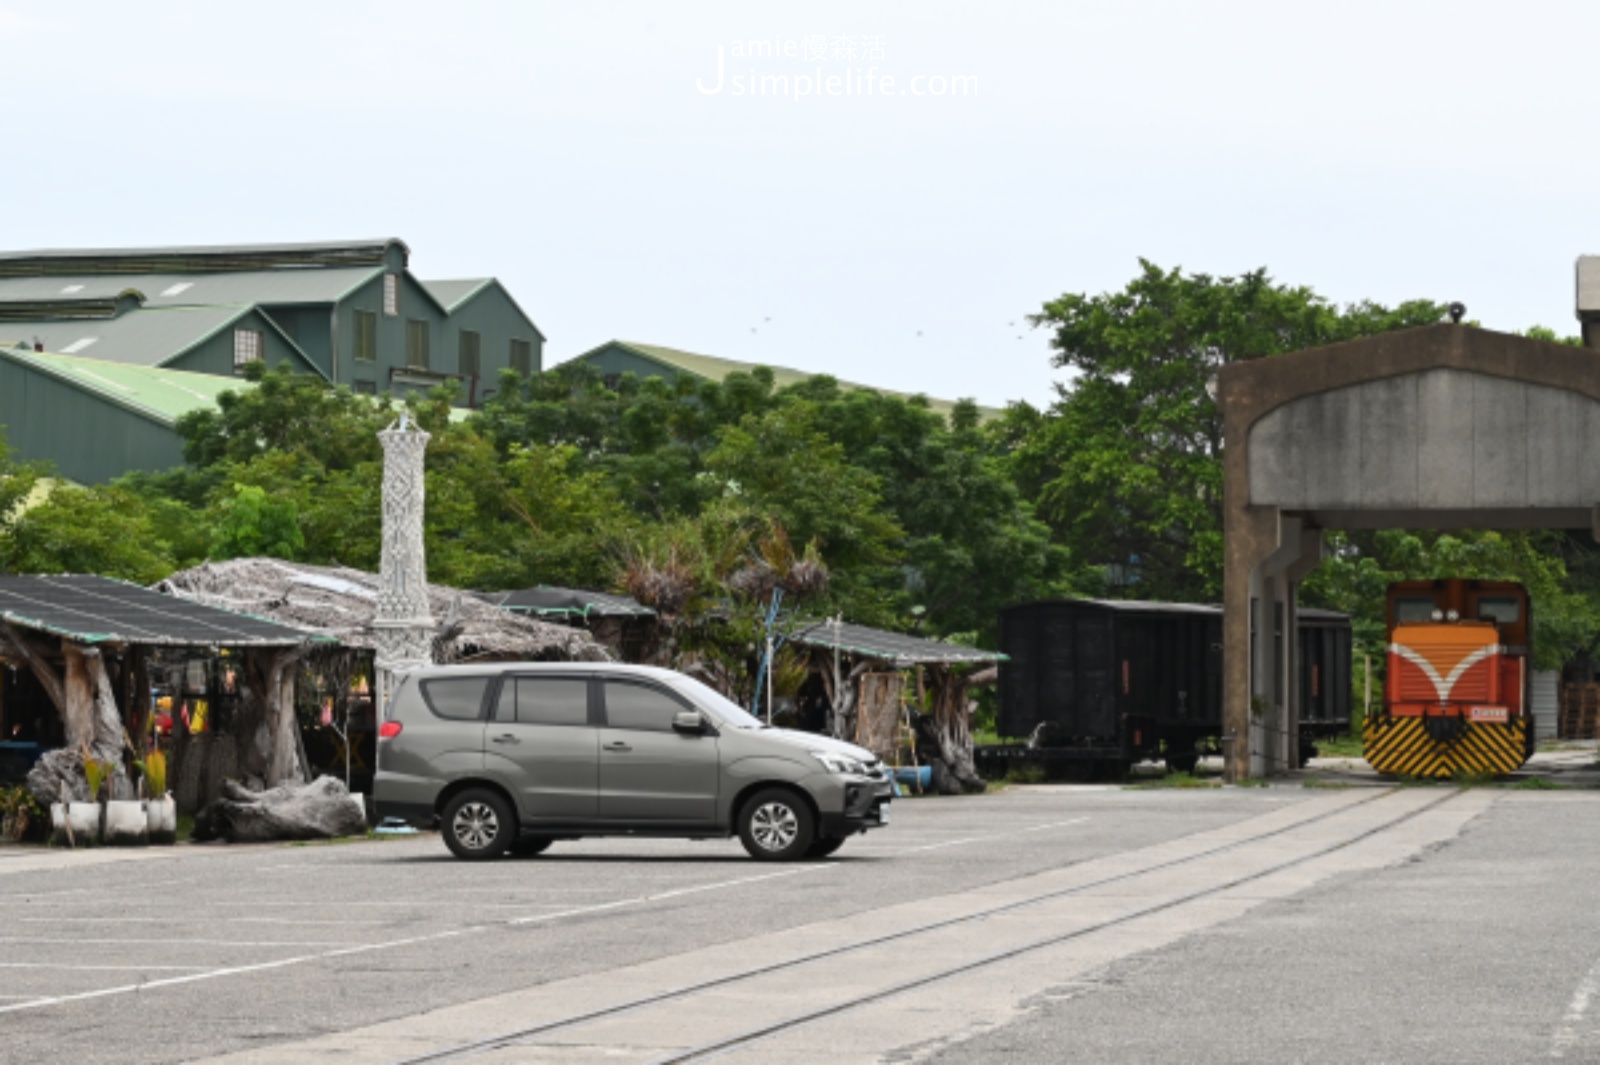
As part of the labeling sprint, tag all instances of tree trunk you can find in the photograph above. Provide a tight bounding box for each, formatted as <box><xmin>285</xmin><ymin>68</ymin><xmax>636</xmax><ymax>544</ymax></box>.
<box><xmin>912</xmin><ymin>666</ymin><xmax>985</xmax><ymax>794</ymax></box>
<box><xmin>265</xmin><ymin>649</ymin><xmax>307</xmax><ymax>787</ymax></box>
<box><xmin>1</xmin><ymin>622</ymin><xmax>66</xmax><ymax>718</ymax></box>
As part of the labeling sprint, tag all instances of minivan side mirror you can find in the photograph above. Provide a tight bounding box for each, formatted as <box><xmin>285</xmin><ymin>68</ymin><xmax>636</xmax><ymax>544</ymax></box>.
<box><xmin>672</xmin><ymin>710</ymin><xmax>706</xmax><ymax>734</ymax></box>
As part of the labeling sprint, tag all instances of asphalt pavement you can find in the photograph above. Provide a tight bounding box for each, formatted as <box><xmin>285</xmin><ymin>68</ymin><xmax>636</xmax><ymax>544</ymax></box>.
<box><xmin>2</xmin><ymin>754</ymin><xmax>1598</xmax><ymax>1065</ymax></box>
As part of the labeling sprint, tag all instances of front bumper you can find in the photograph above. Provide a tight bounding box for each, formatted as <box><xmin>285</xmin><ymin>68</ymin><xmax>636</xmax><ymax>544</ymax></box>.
<box><xmin>817</xmin><ymin>776</ymin><xmax>893</xmax><ymax>838</ymax></box>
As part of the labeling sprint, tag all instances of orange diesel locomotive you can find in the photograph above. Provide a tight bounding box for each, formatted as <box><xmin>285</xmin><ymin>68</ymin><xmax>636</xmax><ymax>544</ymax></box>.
<box><xmin>1363</xmin><ymin>579</ymin><xmax>1532</xmax><ymax>778</ymax></box>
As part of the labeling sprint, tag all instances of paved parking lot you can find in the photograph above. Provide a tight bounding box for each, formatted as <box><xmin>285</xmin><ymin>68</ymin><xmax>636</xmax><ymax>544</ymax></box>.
<box><xmin>4</xmin><ymin>764</ymin><xmax>1600</xmax><ymax>1064</ymax></box>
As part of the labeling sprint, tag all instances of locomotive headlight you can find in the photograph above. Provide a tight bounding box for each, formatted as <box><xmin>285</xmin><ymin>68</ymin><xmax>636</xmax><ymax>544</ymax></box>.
<box><xmin>1431</xmin><ymin>608</ymin><xmax>1444</xmax><ymax>621</ymax></box>
<box><xmin>1446</xmin><ymin>609</ymin><xmax>1460</xmax><ymax>622</ymax></box>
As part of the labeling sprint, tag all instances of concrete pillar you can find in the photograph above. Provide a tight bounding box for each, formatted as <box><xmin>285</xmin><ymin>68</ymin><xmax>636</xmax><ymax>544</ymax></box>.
<box><xmin>1282</xmin><ymin>527</ymin><xmax>1324</xmax><ymax>769</ymax></box>
<box><xmin>1223</xmin><ymin>505</ymin><xmax>1277</xmax><ymax>783</ymax></box>
<box><xmin>1225</xmin><ymin>509</ymin><xmax>1319</xmax><ymax>781</ymax></box>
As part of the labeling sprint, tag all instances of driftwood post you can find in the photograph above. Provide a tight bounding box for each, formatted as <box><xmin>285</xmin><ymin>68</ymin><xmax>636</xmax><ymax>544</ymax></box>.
<box><xmin>6</xmin><ymin>626</ymin><xmax>130</xmax><ymax>804</ymax></box>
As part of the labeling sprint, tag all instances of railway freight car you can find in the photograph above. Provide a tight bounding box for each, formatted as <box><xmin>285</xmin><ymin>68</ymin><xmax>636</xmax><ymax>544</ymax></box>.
<box><xmin>982</xmin><ymin>599</ymin><xmax>1351</xmax><ymax>780</ymax></box>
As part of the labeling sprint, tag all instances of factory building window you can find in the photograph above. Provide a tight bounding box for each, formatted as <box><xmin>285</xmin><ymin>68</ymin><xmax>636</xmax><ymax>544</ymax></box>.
<box><xmin>353</xmin><ymin>310</ymin><xmax>377</xmax><ymax>362</ymax></box>
<box><xmin>459</xmin><ymin>329</ymin><xmax>481</xmax><ymax>377</ymax></box>
<box><xmin>383</xmin><ymin>274</ymin><xmax>399</xmax><ymax>316</ymax></box>
<box><xmin>406</xmin><ymin>319</ymin><xmax>430</xmax><ymax>370</ymax></box>
<box><xmin>233</xmin><ymin>329</ymin><xmax>263</xmax><ymax>372</ymax></box>
<box><xmin>510</xmin><ymin>337</ymin><xmax>532</xmax><ymax>376</ymax></box>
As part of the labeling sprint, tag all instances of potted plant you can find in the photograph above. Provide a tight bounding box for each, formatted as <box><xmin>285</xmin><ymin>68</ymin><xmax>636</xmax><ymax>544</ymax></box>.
<box><xmin>142</xmin><ymin>750</ymin><xmax>176</xmax><ymax>845</ymax></box>
<box><xmin>1</xmin><ymin>785</ymin><xmax>40</xmax><ymax>842</ymax></box>
<box><xmin>103</xmin><ymin>756</ymin><xmax>147</xmax><ymax>846</ymax></box>
<box><xmin>51</xmin><ymin>753</ymin><xmax>105</xmax><ymax>847</ymax></box>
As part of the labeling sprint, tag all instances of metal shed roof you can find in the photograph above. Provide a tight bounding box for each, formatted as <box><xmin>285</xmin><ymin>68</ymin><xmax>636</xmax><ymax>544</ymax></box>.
<box><xmin>787</xmin><ymin>620</ymin><xmax>1007</xmax><ymax>666</ymax></box>
<box><xmin>574</xmin><ymin>341</ymin><xmax>1001</xmax><ymax>421</ymax></box>
<box><xmin>0</xmin><ymin>305</ymin><xmax>308</xmax><ymax>371</ymax></box>
<box><xmin>0</xmin><ymin>575</ymin><xmax>322</xmax><ymax>647</ymax></box>
<box><xmin>0</xmin><ymin>267</ymin><xmax>381</xmax><ymax>309</ymax></box>
<box><xmin>478</xmin><ymin>587</ymin><xmax>656</xmax><ymax>619</ymax></box>
<box><xmin>422</xmin><ymin>279</ymin><xmax>493</xmax><ymax>311</ymax></box>
<box><xmin>0</xmin><ymin>348</ymin><xmax>251</xmax><ymax>424</ymax></box>
<box><xmin>0</xmin><ymin>239</ymin><xmax>408</xmax><ymax>276</ymax></box>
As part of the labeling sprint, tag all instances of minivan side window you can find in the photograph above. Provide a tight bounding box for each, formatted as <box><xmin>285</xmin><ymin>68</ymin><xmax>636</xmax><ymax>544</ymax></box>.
<box><xmin>419</xmin><ymin>677</ymin><xmax>492</xmax><ymax>721</ymax></box>
<box><xmin>602</xmin><ymin>681</ymin><xmax>690</xmax><ymax>732</ymax></box>
<box><xmin>509</xmin><ymin>677</ymin><xmax>591</xmax><ymax>727</ymax></box>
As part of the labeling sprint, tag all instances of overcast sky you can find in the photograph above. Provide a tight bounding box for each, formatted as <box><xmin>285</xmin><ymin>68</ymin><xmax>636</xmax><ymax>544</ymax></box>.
<box><xmin>2</xmin><ymin>1</ymin><xmax>1596</xmax><ymax>408</ymax></box>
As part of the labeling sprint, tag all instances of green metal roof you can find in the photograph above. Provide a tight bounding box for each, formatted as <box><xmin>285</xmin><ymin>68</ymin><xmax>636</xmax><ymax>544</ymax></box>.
<box><xmin>0</xmin><ymin>267</ymin><xmax>381</xmax><ymax>308</ymax></box>
<box><xmin>583</xmin><ymin>341</ymin><xmax>1000</xmax><ymax>421</ymax></box>
<box><xmin>421</xmin><ymin>278</ymin><xmax>493</xmax><ymax>311</ymax></box>
<box><xmin>0</xmin><ymin>304</ymin><xmax>307</xmax><ymax>371</ymax></box>
<box><xmin>0</xmin><ymin>348</ymin><xmax>252</xmax><ymax>425</ymax></box>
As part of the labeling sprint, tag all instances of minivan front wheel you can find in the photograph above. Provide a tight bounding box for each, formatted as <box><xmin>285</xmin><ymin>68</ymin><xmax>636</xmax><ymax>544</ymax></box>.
<box><xmin>737</xmin><ymin>788</ymin><xmax>815</xmax><ymax>862</ymax></box>
<box><xmin>442</xmin><ymin>789</ymin><xmax>515</xmax><ymax>860</ymax></box>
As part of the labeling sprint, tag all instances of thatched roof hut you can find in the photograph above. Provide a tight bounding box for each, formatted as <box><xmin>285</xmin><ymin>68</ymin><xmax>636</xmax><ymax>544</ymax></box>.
<box><xmin>156</xmin><ymin>559</ymin><xmax>608</xmax><ymax>663</ymax></box>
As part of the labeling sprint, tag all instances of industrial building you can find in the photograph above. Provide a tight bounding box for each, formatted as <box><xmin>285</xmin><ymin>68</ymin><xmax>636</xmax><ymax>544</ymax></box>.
<box><xmin>567</xmin><ymin>340</ymin><xmax>998</xmax><ymax>421</ymax></box>
<box><xmin>0</xmin><ymin>238</ymin><xmax>546</xmax><ymax>482</ymax></box>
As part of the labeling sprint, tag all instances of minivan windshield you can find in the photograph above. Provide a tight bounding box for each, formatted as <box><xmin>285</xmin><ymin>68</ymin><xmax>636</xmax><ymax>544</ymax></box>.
<box><xmin>668</xmin><ymin>675</ymin><xmax>768</xmax><ymax>730</ymax></box>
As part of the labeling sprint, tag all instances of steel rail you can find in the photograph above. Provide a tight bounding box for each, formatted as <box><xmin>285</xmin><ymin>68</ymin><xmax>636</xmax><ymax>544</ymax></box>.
<box><xmin>389</xmin><ymin>786</ymin><xmax>1401</xmax><ymax>1064</ymax></box>
<box><xmin>644</xmin><ymin>788</ymin><xmax>1463</xmax><ymax>1064</ymax></box>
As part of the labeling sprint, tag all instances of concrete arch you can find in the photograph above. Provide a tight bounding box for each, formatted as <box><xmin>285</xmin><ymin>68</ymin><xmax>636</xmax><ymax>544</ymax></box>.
<box><xmin>1217</xmin><ymin>324</ymin><xmax>1600</xmax><ymax>780</ymax></box>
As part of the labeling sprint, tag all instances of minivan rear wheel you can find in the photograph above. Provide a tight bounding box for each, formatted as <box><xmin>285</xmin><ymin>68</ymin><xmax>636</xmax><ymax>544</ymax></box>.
<box><xmin>442</xmin><ymin>789</ymin><xmax>515</xmax><ymax>860</ymax></box>
<box><xmin>737</xmin><ymin>788</ymin><xmax>814</xmax><ymax>862</ymax></box>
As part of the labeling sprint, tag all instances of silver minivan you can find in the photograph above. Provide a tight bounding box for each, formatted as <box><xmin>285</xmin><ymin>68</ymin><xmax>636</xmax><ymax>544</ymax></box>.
<box><xmin>374</xmin><ymin>663</ymin><xmax>893</xmax><ymax>861</ymax></box>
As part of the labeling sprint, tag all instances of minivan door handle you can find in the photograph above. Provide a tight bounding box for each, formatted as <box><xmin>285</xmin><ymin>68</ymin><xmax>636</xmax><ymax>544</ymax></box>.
<box><xmin>603</xmin><ymin>741</ymin><xmax>632</xmax><ymax>753</ymax></box>
<box><xmin>492</xmin><ymin>733</ymin><xmax>521</xmax><ymax>745</ymax></box>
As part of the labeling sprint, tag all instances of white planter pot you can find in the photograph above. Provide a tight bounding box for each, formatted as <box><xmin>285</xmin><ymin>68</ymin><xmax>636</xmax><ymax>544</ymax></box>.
<box><xmin>50</xmin><ymin>802</ymin><xmax>101</xmax><ymax>846</ymax></box>
<box><xmin>103</xmin><ymin>800</ymin><xmax>149</xmax><ymax>846</ymax></box>
<box><xmin>347</xmin><ymin>792</ymin><xmax>369</xmax><ymax>829</ymax></box>
<box><xmin>146</xmin><ymin>796</ymin><xmax>178</xmax><ymax>845</ymax></box>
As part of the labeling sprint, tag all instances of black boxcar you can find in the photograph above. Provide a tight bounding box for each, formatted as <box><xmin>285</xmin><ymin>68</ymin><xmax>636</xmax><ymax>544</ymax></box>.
<box><xmin>1297</xmin><ymin>607</ymin><xmax>1353</xmax><ymax>751</ymax></box>
<box><xmin>987</xmin><ymin>598</ymin><xmax>1350</xmax><ymax>778</ymax></box>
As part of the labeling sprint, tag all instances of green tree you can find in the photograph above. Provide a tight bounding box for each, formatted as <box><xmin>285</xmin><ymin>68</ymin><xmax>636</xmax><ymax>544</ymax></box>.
<box><xmin>1</xmin><ymin>483</ymin><xmax>174</xmax><ymax>584</ymax></box>
<box><xmin>209</xmin><ymin>484</ymin><xmax>306</xmax><ymax>560</ymax></box>
<box><xmin>0</xmin><ymin>428</ymin><xmax>42</xmax><ymax>561</ymax></box>
<box><xmin>1011</xmin><ymin>261</ymin><xmax>1446</xmax><ymax>601</ymax></box>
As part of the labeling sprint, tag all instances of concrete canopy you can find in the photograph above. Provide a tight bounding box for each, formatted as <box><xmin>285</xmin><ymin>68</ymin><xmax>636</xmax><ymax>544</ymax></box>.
<box><xmin>1218</xmin><ymin>323</ymin><xmax>1600</xmax><ymax>780</ymax></box>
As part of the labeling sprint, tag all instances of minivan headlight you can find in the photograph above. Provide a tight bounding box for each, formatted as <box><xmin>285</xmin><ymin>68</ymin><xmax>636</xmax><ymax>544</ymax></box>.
<box><xmin>812</xmin><ymin>751</ymin><xmax>868</xmax><ymax>775</ymax></box>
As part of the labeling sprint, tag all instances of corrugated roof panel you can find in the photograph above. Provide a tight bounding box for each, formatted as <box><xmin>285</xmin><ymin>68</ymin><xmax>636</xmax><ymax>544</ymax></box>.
<box><xmin>587</xmin><ymin>341</ymin><xmax>1002</xmax><ymax>421</ymax></box>
<box><xmin>0</xmin><ymin>574</ymin><xmax>322</xmax><ymax>647</ymax></box>
<box><xmin>0</xmin><ymin>348</ymin><xmax>252</xmax><ymax>424</ymax></box>
<box><xmin>0</xmin><ymin>239</ymin><xmax>407</xmax><ymax>276</ymax></box>
<box><xmin>0</xmin><ymin>267</ymin><xmax>381</xmax><ymax>308</ymax></box>
<box><xmin>0</xmin><ymin>306</ymin><xmax>265</xmax><ymax>368</ymax></box>
<box><xmin>788</xmin><ymin>620</ymin><xmax>1006</xmax><ymax>666</ymax></box>
<box><xmin>421</xmin><ymin>278</ymin><xmax>492</xmax><ymax>311</ymax></box>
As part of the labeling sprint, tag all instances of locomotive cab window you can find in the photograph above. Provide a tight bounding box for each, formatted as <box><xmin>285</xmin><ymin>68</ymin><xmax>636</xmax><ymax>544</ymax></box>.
<box><xmin>1476</xmin><ymin>597</ymin><xmax>1521</xmax><ymax>624</ymax></box>
<box><xmin>1394</xmin><ymin>597</ymin><xmax>1438</xmax><ymax>624</ymax></box>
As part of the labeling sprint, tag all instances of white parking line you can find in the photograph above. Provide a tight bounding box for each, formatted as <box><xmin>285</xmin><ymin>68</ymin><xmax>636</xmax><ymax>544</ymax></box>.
<box><xmin>0</xmin><ymin>815</ymin><xmax>1091</xmax><ymax>1015</ymax></box>
<box><xmin>1552</xmin><ymin>955</ymin><xmax>1600</xmax><ymax>1058</ymax></box>
<box><xmin>0</xmin><ymin>938</ymin><xmax>361</xmax><ymax>948</ymax></box>
<box><xmin>1</xmin><ymin>916</ymin><xmax>398</xmax><ymax>926</ymax></box>
<box><xmin>0</xmin><ymin>866</ymin><xmax>833</xmax><ymax>1015</ymax></box>
<box><xmin>0</xmin><ymin>963</ymin><xmax>212</xmax><ymax>972</ymax></box>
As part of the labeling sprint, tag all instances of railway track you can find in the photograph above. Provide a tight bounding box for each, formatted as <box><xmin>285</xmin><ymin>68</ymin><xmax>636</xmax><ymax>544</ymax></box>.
<box><xmin>390</xmin><ymin>787</ymin><xmax>1462</xmax><ymax>1065</ymax></box>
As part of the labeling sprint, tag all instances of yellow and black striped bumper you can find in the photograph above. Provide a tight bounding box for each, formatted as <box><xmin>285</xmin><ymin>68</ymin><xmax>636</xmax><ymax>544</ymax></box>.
<box><xmin>1362</xmin><ymin>715</ymin><xmax>1528</xmax><ymax>778</ymax></box>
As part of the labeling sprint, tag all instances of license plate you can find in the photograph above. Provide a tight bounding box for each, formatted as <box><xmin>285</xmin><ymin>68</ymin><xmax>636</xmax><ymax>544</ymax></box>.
<box><xmin>876</xmin><ymin>805</ymin><xmax>890</xmax><ymax>825</ymax></box>
<box><xmin>1469</xmin><ymin>705</ymin><xmax>1508</xmax><ymax>723</ymax></box>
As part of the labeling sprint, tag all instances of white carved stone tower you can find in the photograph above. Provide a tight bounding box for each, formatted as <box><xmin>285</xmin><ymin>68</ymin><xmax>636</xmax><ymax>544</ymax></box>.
<box><xmin>373</xmin><ymin>415</ymin><xmax>435</xmax><ymax>714</ymax></box>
